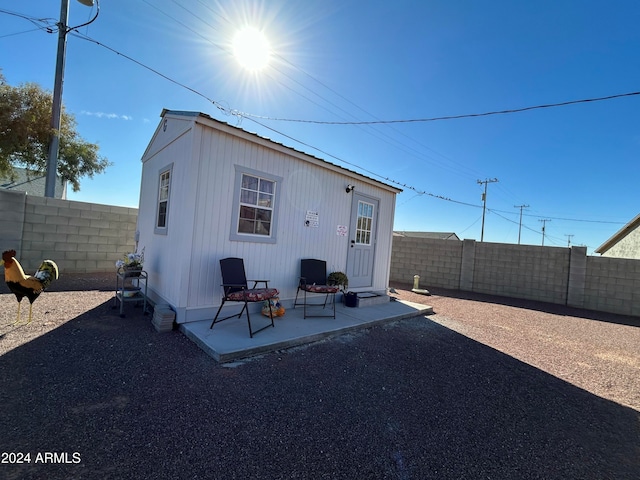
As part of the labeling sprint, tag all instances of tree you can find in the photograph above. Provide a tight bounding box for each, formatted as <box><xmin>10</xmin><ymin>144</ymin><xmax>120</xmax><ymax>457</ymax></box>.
<box><xmin>0</xmin><ymin>70</ymin><xmax>111</xmax><ymax>192</ymax></box>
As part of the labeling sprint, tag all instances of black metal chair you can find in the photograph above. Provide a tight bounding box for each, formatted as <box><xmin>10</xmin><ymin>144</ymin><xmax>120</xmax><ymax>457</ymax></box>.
<box><xmin>210</xmin><ymin>257</ymin><xmax>279</xmax><ymax>337</ymax></box>
<box><xmin>293</xmin><ymin>259</ymin><xmax>340</xmax><ymax>318</ymax></box>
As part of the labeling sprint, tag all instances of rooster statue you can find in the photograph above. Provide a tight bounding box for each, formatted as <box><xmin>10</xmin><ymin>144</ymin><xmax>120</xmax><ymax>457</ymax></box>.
<box><xmin>1</xmin><ymin>250</ymin><xmax>58</xmax><ymax>325</ymax></box>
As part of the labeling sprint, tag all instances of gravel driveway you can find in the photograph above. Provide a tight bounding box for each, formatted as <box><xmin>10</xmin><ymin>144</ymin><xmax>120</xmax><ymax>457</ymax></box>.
<box><xmin>0</xmin><ymin>274</ymin><xmax>638</xmax><ymax>479</ymax></box>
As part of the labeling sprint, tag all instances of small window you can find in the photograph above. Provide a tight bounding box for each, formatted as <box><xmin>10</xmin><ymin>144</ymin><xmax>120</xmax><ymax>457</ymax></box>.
<box><xmin>155</xmin><ymin>165</ymin><xmax>172</xmax><ymax>234</ymax></box>
<box><xmin>230</xmin><ymin>166</ymin><xmax>282</xmax><ymax>244</ymax></box>
<box><xmin>355</xmin><ymin>201</ymin><xmax>374</xmax><ymax>245</ymax></box>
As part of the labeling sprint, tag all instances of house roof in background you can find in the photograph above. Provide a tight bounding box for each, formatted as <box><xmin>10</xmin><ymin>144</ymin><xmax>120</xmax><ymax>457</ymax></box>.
<box><xmin>393</xmin><ymin>231</ymin><xmax>460</xmax><ymax>240</ymax></box>
<box><xmin>594</xmin><ymin>213</ymin><xmax>640</xmax><ymax>254</ymax></box>
<box><xmin>160</xmin><ymin>109</ymin><xmax>403</xmax><ymax>194</ymax></box>
<box><xmin>0</xmin><ymin>167</ymin><xmax>66</xmax><ymax>199</ymax></box>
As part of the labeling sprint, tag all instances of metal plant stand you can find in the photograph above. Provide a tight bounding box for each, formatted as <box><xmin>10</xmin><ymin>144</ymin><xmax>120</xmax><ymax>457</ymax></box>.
<box><xmin>113</xmin><ymin>268</ymin><xmax>148</xmax><ymax>318</ymax></box>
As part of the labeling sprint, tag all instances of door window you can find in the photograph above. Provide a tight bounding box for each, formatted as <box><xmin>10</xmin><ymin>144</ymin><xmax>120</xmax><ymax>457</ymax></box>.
<box><xmin>355</xmin><ymin>201</ymin><xmax>374</xmax><ymax>245</ymax></box>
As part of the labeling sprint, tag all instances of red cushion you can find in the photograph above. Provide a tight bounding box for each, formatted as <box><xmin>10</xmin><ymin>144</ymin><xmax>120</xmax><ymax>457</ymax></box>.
<box><xmin>302</xmin><ymin>284</ymin><xmax>339</xmax><ymax>294</ymax></box>
<box><xmin>227</xmin><ymin>288</ymin><xmax>279</xmax><ymax>302</ymax></box>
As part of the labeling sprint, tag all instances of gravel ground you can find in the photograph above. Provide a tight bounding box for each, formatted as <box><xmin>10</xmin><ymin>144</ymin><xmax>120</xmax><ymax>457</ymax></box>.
<box><xmin>391</xmin><ymin>283</ymin><xmax>640</xmax><ymax>413</ymax></box>
<box><xmin>0</xmin><ymin>273</ymin><xmax>638</xmax><ymax>479</ymax></box>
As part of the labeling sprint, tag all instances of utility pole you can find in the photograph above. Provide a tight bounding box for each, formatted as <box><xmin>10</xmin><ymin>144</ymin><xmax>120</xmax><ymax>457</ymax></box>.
<box><xmin>45</xmin><ymin>0</ymin><xmax>100</xmax><ymax>197</ymax></box>
<box><xmin>539</xmin><ymin>219</ymin><xmax>551</xmax><ymax>246</ymax></box>
<box><xmin>477</xmin><ymin>178</ymin><xmax>498</xmax><ymax>242</ymax></box>
<box><xmin>565</xmin><ymin>234</ymin><xmax>574</xmax><ymax>247</ymax></box>
<box><xmin>514</xmin><ymin>204</ymin><xmax>529</xmax><ymax>245</ymax></box>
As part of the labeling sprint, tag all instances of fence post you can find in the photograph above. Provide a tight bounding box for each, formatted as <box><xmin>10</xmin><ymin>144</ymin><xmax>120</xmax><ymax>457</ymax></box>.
<box><xmin>567</xmin><ymin>246</ymin><xmax>587</xmax><ymax>308</ymax></box>
<box><xmin>460</xmin><ymin>239</ymin><xmax>476</xmax><ymax>291</ymax></box>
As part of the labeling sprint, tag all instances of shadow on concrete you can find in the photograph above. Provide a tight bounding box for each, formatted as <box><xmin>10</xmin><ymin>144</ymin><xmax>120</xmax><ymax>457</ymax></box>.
<box><xmin>1</xmin><ymin>298</ymin><xmax>638</xmax><ymax>479</ymax></box>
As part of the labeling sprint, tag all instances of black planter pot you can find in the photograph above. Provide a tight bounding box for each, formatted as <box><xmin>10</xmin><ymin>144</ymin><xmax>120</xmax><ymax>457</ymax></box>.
<box><xmin>344</xmin><ymin>292</ymin><xmax>357</xmax><ymax>308</ymax></box>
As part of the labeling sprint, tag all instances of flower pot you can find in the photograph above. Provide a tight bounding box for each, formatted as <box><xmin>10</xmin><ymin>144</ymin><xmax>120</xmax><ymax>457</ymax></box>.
<box><xmin>344</xmin><ymin>291</ymin><xmax>358</xmax><ymax>308</ymax></box>
<box><xmin>123</xmin><ymin>267</ymin><xmax>142</xmax><ymax>277</ymax></box>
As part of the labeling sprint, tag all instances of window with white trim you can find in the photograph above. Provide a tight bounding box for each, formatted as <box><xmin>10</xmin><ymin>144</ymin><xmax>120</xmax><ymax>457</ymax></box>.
<box><xmin>155</xmin><ymin>165</ymin><xmax>172</xmax><ymax>234</ymax></box>
<box><xmin>230</xmin><ymin>166</ymin><xmax>282</xmax><ymax>244</ymax></box>
<box><xmin>238</xmin><ymin>173</ymin><xmax>274</xmax><ymax>235</ymax></box>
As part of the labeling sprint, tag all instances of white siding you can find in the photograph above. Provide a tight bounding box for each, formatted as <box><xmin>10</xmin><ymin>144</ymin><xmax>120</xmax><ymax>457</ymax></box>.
<box><xmin>188</xmin><ymin>126</ymin><xmax>361</xmax><ymax>308</ymax></box>
<box><xmin>138</xmin><ymin>120</ymin><xmax>196</xmax><ymax>308</ymax></box>
<box><xmin>138</xmin><ymin>112</ymin><xmax>399</xmax><ymax>322</ymax></box>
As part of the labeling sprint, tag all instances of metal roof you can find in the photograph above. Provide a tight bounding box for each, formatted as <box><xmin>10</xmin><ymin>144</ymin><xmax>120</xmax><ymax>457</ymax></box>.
<box><xmin>161</xmin><ymin>109</ymin><xmax>402</xmax><ymax>194</ymax></box>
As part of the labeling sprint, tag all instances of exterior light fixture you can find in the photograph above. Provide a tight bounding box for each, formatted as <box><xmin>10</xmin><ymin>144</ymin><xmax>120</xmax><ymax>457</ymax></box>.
<box><xmin>346</xmin><ymin>184</ymin><xmax>355</xmax><ymax>193</ymax></box>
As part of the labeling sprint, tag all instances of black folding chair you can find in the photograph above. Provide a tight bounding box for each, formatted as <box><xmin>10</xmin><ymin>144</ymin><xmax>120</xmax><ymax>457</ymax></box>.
<box><xmin>293</xmin><ymin>259</ymin><xmax>339</xmax><ymax>318</ymax></box>
<box><xmin>210</xmin><ymin>258</ymin><xmax>279</xmax><ymax>337</ymax></box>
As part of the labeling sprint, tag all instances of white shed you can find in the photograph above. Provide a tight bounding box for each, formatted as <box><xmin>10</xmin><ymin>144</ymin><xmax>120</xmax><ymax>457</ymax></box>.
<box><xmin>137</xmin><ymin>109</ymin><xmax>401</xmax><ymax>324</ymax></box>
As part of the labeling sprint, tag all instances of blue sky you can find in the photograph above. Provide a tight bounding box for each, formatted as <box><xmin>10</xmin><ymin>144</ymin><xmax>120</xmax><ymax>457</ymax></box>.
<box><xmin>2</xmin><ymin>1</ymin><xmax>639</xmax><ymax>253</ymax></box>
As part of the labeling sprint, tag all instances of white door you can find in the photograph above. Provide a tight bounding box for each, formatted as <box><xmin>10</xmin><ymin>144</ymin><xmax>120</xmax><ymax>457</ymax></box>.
<box><xmin>346</xmin><ymin>193</ymin><xmax>379</xmax><ymax>288</ymax></box>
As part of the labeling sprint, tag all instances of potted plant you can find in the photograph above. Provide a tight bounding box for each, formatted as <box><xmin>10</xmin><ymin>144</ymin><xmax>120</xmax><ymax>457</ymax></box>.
<box><xmin>115</xmin><ymin>247</ymin><xmax>145</xmax><ymax>276</ymax></box>
<box><xmin>327</xmin><ymin>271</ymin><xmax>348</xmax><ymax>291</ymax></box>
<box><xmin>328</xmin><ymin>271</ymin><xmax>357</xmax><ymax>307</ymax></box>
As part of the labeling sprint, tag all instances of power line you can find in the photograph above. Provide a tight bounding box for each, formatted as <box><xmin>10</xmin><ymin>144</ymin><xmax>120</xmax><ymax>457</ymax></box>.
<box><xmin>490</xmin><ymin>208</ymin><xmax>595</xmax><ymax>248</ymax></box>
<box><xmin>6</xmin><ymin>4</ymin><xmax>632</xmax><ymax>230</ymax></box>
<box><xmin>243</xmin><ymin>115</ymin><xmax>481</xmax><ymax>207</ymax></box>
<box><xmin>489</xmin><ymin>208</ymin><xmax>542</xmax><ymax>238</ymax></box>
<box><xmin>69</xmin><ymin>31</ymin><xmax>231</xmax><ymax>116</ymax></box>
<box><xmin>459</xmin><ymin>215</ymin><xmax>482</xmax><ymax>235</ymax></box>
<box><xmin>0</xmin><ymin>27</ymin><xmax>47</xmax><ymax>39</ymax></box>
<box><xmin>70</xmin><ymin>31</ymin><xmax>630</xmax><ymax>231</ymax></box>
<box><xmin>490</xmin><ymin>207</ymin><xmax>625</xmax><ymax>225</ymax></box>
<box><xmin>239</xmin><ymin>91</ymin><xmax>640</xmax><ymax>125</ymax></box>
<box><xmin>66</xmin><ymin>29</ymin><xmax>480</xmax><ymax>209</ymax></box>
<box><xmin>0</xmin><ymin>8</ymin><xmax>57</xmax><ymax>34</ymax></box>
<box><xmin>147</xmin><ymin>0</ymin><xmax>484</xmax><ymax>182</ymax></box>
<box><xmin>522</xmin><ymin>213</ymin><xmax>624</xmax><ymax>224</ymax></box>
<box><xmin>128</xmin><ymin>1</ymin><xmax>637</xmax><ymax>230</ymax></box>
<box><xmin>0</xmin><ymin>8</ymin><xmax>56</xmax><ymax>27</ymax></box>
<box><xmin>20</xmin><ymin>17</ymin><xmax>622</xmax><ymax>233</ymax></box>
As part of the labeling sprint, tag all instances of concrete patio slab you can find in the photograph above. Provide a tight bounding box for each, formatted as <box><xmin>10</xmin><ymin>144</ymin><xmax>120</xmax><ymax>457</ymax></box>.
<box><xmin>180</xmin><ymin>299</ymin><xmax>432</xmax><ymax>362</ymax></box>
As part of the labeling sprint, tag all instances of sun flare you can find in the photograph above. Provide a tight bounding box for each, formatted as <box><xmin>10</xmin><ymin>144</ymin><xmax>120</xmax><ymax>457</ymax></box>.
<box><xmin>232</xmin><ymin>27</ymin><xmax>271</xmax><ymax>71</ymax></box>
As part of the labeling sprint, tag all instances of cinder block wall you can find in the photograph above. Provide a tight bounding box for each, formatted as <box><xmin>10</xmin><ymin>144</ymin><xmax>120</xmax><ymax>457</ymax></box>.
<box><xmin>390</xmin><ymin>236</ymin><xmax>462</xmax><ymax>289</ymax></box>
<box><xmin>390</xmin><ymin>236</ymin><xmax>639</xmax><ymax>317</ymax></box>
<box><xmin>1</xmin><ymin>190</ymin><xmax>138</xmax><ymax>273</ymax></box>
<box><xmin>584</xmin><ymin>256</ymin><xmax>640</xmax><ymax>316</ymax></box>
<box><xmin>473</xmin><ymin>242</ymin><xmax>569</xmax><ymax>304</ymax></box>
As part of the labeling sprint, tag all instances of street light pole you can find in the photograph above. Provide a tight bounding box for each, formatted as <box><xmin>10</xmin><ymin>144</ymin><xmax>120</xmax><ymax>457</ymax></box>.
<box><xmin>45</xmin><ymin>0</ymin><xmax>99</xmax><ymax>198</ymax></box>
